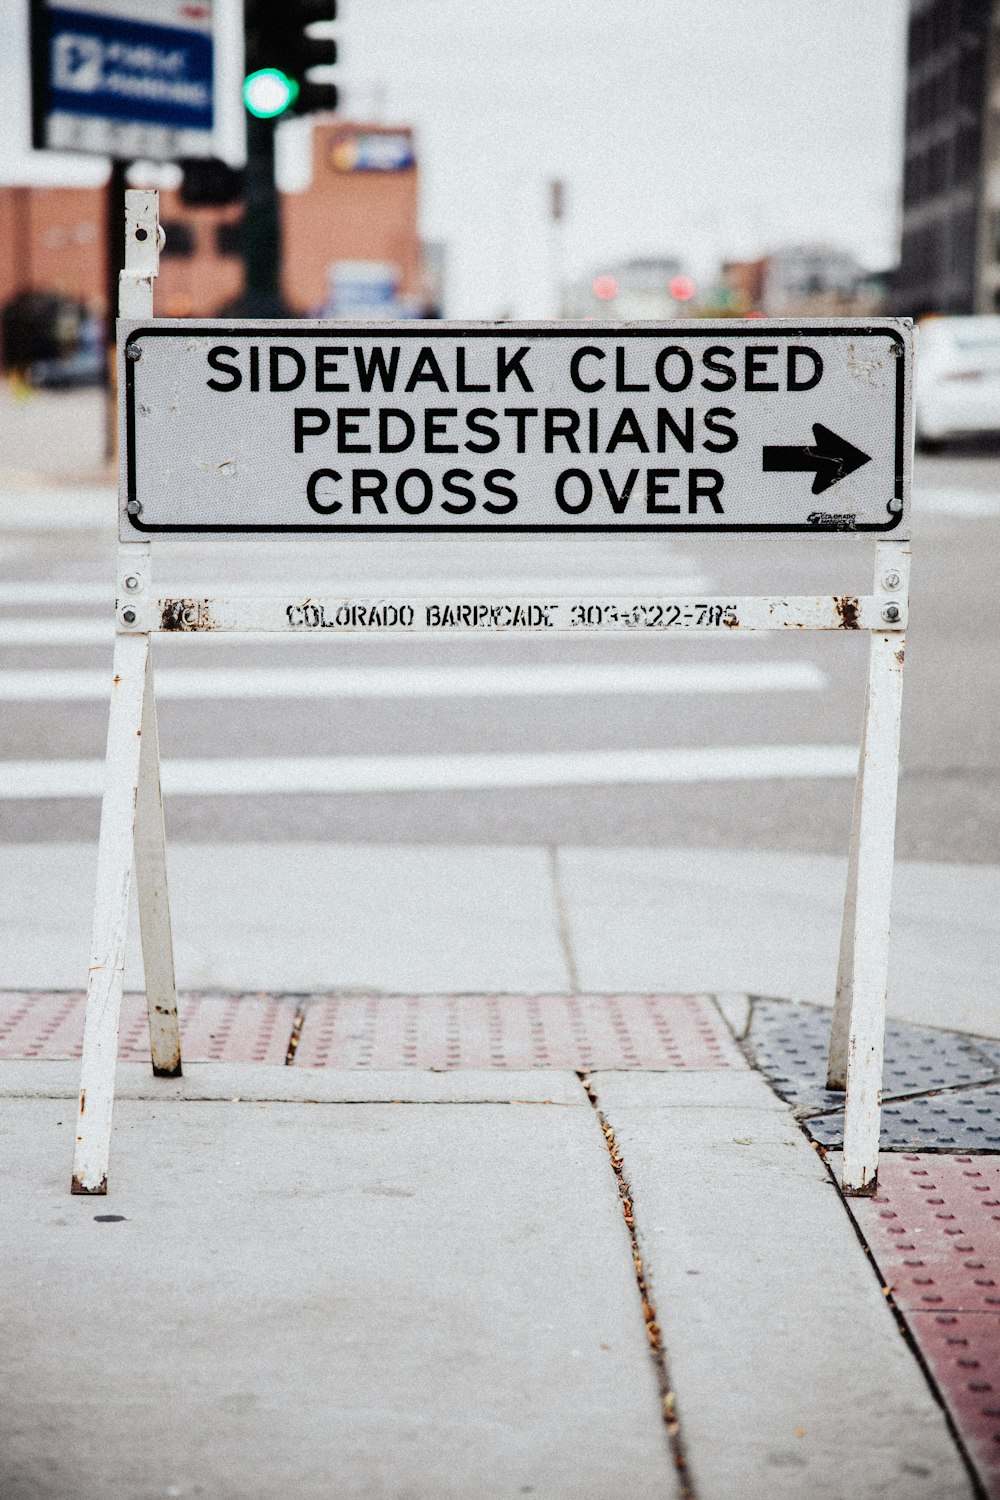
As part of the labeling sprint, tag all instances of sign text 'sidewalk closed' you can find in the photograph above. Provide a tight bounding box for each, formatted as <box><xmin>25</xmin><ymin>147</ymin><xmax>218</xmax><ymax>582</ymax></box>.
<box><xmin>121</xmin><ymin>320</ymin><xmax>911</xmax><ymax>537</ymax></box>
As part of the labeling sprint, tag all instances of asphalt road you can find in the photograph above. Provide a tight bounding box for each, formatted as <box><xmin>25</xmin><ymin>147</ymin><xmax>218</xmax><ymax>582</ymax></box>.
<box><xmin>1</xmin><ymin>385</ymin><xmax>998</xmax><ymax>864</ymax></box>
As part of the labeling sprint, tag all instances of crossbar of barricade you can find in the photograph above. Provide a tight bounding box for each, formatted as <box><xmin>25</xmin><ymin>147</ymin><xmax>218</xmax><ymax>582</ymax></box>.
<box><xmin>69</xmin><ymin>190</ymin><xmax>911</xmax><ymax>1198</ymax></box>
<box><xmin>126</xmin><ymin>592</ymin><xmax>895</xmax><ymax>635</ymax></box>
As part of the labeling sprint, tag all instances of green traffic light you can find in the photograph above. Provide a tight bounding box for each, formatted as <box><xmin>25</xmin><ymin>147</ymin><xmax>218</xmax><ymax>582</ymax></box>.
<box><xmin>243</xmin><ymin>67</ymin><xmax>300</xmax><ymax>118</ymax></box>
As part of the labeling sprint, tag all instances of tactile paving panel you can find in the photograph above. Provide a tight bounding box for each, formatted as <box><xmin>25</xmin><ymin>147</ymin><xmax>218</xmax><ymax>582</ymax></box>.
<box><xmin>291</xmin><ymin>993</ymin><xmax>743</xmax><ymax>1070</ymax></box>
<box><xmin>975</xmin><ymin>1039</ymin><xmax>1000</xmax><ymax>1073</ymax></box>
<box><xmin>844</xmin><ymin>1155</ymin><xmax>1000</xmax><ymax>1312</ymax></box>
<box><xmin>0</xmin><ymin>990</ymin><xmax>296</xmax><ymax>1064</ymax></box>
<box><xmin>746</xmin><ymin>998</ymin><xmax>998</xmax><ymax>1116</ymax></box>
<box><xmin>808</xmin><ymin>1087</ymin><xmax>1000</xmax><ymax>1151</ymax></box>
<box><xmin>843</xmin><ymin>1156</ymin><xmax>1000</xmax><ymax>1496</ymax></box>
<box><xmin>908</xmin><ymin>1314</ymin><xmax>1000</xmax><ymax>1495</ymax></box>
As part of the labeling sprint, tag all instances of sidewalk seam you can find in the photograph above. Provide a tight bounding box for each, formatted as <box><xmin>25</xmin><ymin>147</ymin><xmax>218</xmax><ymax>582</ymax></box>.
<box><xmin>284</xmin><ymin>1004</ymin><xmax>306</xmax><ymax>1065</ymax></box>
<box><xmin>579</xmin><ymin>1068</ymin><xmax>695</xmax><ymax>1500</ymax></box>
<box><xmin>798</xmin><ymin>1074</ymin><xmax>1000</xmax><ymax>1122</ymax></box>
<box><xmin>548</xmin><ymin>845</ymin><xmax>580</xmax><ymax>993</ymax></box>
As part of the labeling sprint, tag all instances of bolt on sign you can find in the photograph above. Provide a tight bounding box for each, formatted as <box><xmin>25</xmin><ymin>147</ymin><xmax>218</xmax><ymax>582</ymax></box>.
<box><xmin>119</xmin><ymin>321</ymin><xmax>910</xmax><ymax>536</ymax></box>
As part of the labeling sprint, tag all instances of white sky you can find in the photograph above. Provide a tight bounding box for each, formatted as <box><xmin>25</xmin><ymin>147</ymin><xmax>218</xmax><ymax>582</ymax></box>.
<box><xmin>1</xmin><ymin>0</ymin><xmax>909</xmax><ymax>317</ymax></box>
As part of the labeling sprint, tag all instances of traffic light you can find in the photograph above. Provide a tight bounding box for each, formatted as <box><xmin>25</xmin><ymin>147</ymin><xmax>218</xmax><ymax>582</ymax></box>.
<box><xmin>243</xmin><ymin>1</ymin><xmax>338</xmax><ymax>120</ymax></box>
<box><xmin>244</xmin><ymin>69</ymin><xmax>299</xmax><ymax>119</ymax></box>
<box><xmin>179</xmin><ymin>158</ymin><xmax>245</xmax><ymax>207</ymax></box>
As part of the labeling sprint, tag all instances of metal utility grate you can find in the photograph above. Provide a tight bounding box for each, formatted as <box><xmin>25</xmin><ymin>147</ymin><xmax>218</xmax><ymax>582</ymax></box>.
<box><xmin>808</xmin><ymin>1087</ymin><xmax>1000</xmax><ymax>1152</ymax></box>
<box><xmin>745</xmin><ymin>998</ymin><xmax>999</xmax><ymax>1117</ymax></box>
<box><xmin>975</xmin><ymin>1039</ymin><xmax>1000</xmax><ymax>1073</ymax></box>
<box><xmin>0</xmin><ymin>990</ymin><xmax>296</xmax><ymax>1065</ymax></box>
<box><xmin>843</xmin><ymin>1155</ymin><xmax>1000</xmax><ymax>1496</ymax></box>
<box><xmin>291</xmin><ymin>993</ymin><xmax>743</xmax><ymax>1071</ymax></box>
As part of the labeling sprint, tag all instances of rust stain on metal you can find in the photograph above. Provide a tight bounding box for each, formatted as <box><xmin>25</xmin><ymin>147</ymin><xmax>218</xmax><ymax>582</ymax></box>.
<box><xmin>160</xmin><ymin>599</ymin><xmax>211</xmax><ymax>632</ymax></box>
<box><xmin>71</xmin><ymin>1172</ymin><xmax>107</xmax><ymax>1195</ymax></box>
<box><xmin>113</xmin><ymin>675</ymin><xmax>121</xmax><ymax>685</ymax></box>
<box><xmin>160</xmin><ymin>600</ymin><xmax>189</xmax><ymax>631</ymax></box>
<box><xmin>895</xmin><ymin>648</ymin><xmax>905</xmax><ymax>666</ymax></box>
<box><xmin>834</xmin><ymin>595</ymin><xmax>861</xmax><ymax>630</ymax></box>
<box><xmin>78</xmin><ymin>1089</ymin><xmax>86</xmax><ymax>1115</ymax></box>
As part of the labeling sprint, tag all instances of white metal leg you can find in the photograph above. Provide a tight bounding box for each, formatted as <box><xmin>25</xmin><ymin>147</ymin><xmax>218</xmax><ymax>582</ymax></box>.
<box><xmin>71</xmin><ymin>631</ymin><xmax>149</xmax><ymax>1194</ymax></box>
<box><xmin>841</xmin><ymin>628</ymin><xmax>906</xmax><ymax>1194</ymax></box>
<box><xmin>134</xmin><ymin>647</ymin><xmax>181</xmax><ymax>1076</ymax></box>
<box><xmin>827</xmin><ymin>677</ymin><xmax>869</xmax><ymax>1090</ymax></box>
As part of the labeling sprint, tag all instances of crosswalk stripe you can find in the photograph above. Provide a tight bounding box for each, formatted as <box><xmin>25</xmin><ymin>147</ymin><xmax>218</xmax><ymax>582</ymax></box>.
<box><xmin>0</xmin><ymin>661</ymin><xmax>824</xmax><ymax>702</ymax></box>
<box><xmin>916</xmin><ymin>487</ymin><xmax>1000</xmax><ymax>519</ymax></box>
<box><xmin>0</xmin><ymin>583</ymin><xmax>113</xmax><ymax>605</ymax></box>
<box><xmin>0</xmin><ymin>573</ymin><xmax>708</xmax><ymax>607</ymax></box>
<box><xmin>0</xmin><ymin>744</ymin><xmax>858</xmax><ymax>798</ymax></box>
<box><xmin>0</xmin><ymin>618</ymin><xmax>112</xmax><ymax>645</ymax></box>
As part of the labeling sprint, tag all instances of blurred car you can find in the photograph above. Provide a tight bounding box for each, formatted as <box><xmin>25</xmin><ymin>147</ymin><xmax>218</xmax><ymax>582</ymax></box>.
<box><xmin>29</xmin><ymin>313</ymin><xmax>105</xmax><ymax>389</ymax></box>
<box><xmin>1</xmin><ymin>293</ymin><xmax>104</xmax><ymax>389</ymax></box>
<box><xmin>915</xmin><ymin>315</ymin><xmax>1000</xmax><ymax>449</ymax></box>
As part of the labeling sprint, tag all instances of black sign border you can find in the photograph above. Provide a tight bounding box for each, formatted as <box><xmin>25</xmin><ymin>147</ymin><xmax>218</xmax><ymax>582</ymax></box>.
<box><xmin>123</xmin><ymin>323</ymin><xmax>909</xmax><ymax>535</ymax></box>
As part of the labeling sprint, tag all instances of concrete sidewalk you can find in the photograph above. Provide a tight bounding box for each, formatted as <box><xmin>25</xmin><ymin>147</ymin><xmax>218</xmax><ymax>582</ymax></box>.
<box><xmin>0</xmin><ymin>1045</ymin><xmax>978</xmax><ymax>1499</ymax></box>
<box><xmin>2</xmin><ymin>838</ymin><xmax>997</xmax><ymax>1497</ymax></box>
<box><xmin>3</xmin><ymin>840</ymin><xmax>999</xmax><ymax>1035</ymax></box>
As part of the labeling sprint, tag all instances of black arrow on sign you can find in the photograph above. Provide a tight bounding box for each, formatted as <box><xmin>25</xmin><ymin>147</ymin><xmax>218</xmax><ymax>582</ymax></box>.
<box><xmin>762</xmin><ymin>423</ymin><xmax>872</xmax><ymax>495</ymax></box>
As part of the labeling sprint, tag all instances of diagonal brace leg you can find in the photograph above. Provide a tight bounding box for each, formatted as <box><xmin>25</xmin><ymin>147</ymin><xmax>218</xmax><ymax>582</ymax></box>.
<box><xmin>827</xmin><ymin>675</ymin><xmax>869</xmax><ymax>1091</ymax></box>
<box><xmin>71</xmin><ymin>631</ymin><xmax>149</xmax><ymax>1194</ymax></box>
<box><xmin>841</xmin><ymin>630</ymin><xmax>906</xmax><ymax>1195</ymax></box>
<box><xmin>134</xmin><ymin>647</ymin><xmax>181</xmax><ymax>1076</ymax></box>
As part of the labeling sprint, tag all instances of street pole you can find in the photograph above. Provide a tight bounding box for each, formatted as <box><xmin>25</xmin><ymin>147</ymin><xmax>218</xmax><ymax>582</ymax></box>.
<box><xmin>549</xmin><ymin>179</ymin><xmax>566</xmax><ymax>320</ymax></box>
<box><xmin>240</xmin><ymin>113</ymin><xmax>290</xmax><ymax>315</ymax></box>
<box><xmin>104</xmin><ymin>158</ymin><xmax>127</xmax><ymax>461</ymax></box>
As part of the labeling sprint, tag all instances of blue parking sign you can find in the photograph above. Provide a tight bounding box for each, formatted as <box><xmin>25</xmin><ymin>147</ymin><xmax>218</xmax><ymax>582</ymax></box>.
<box><xmin>32</xmin><ymin>1</ymin><xmax>216</xmax><ymax>160</ymax></box>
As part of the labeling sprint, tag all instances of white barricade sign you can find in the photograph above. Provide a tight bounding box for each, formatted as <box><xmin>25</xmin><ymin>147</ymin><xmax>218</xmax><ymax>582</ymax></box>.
<box><xmin>72</xmin><ymin>190</ymin><xmax>913</xmax><ymax>1196</ymax></box>
<box><xmin>119</xmin><ymin>319</ymin><xmax>908</xmax><ymax>537</ymax></box>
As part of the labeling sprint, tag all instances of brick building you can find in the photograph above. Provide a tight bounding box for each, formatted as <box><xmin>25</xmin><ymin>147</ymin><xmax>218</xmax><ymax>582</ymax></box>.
<box><xmin>0</xmin><ymin>120</ymin><xmax>430</xmax><ymax>345</ymax></box>
<box><xmin>0</xmin><ymin>186</ymin><xmax>105</xmax><ymax>315</ymax></box>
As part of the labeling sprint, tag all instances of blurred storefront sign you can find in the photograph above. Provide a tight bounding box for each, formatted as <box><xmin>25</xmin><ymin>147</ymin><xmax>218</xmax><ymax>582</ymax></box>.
<box><xmin>324</xmin><ymin>259</ymin><xmax>401</xmax><ymax>318</ymax></box>
<box><xmin>329</xmin><ymin>129</ymin><xmax>415</xmax><ymax>174</ymax></box>
<box><xmin>31</xmin><ymin>0</ymin><xmax>217</xmax><ymax>161</ymax></box>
